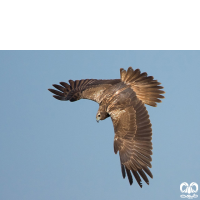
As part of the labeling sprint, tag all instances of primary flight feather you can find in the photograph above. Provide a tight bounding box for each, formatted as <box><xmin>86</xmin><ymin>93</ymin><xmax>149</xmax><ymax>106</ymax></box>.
<box><xmin>48</xmin><ymin>67</ymin><xmax>164</xmax><ymax>187</ymax></box>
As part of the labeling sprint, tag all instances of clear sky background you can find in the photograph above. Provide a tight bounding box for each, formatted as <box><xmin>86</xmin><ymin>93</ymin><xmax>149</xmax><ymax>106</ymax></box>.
<box><xmin>0</xmin><ymin>51</ymin><xmax>200</xmax><ymax>200</ymax></box>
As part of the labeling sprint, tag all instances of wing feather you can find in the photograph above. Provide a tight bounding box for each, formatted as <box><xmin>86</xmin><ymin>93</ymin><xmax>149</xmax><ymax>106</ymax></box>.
<box><xmin>138</xmin><ymin>169</ymin><xmax>149</xmax><ymax>185</ymax></box>
<box><xmin>143</xmin><ymin>166</ymin><xmax>153</xmax><ymax>178</ymax></box>
<box><xmin>60</xmin><ymin>82</ymin><xmax>70</xmax><ymax>89</ymax></box>
<box><xmin>48</xmin><ymin>89</ymin><xmax>65</xmax><ymax>97</ymax></box>
<box><xmin>52</xmin><ymin>84</ymin><xmax>65</xmax><ymax>92</ymax></box>
<box><xmin>132</xmin><ymin>170</ymin><xmax>142</xmax><ymax>188</ymax></box>
<box><xmin>110</xmin><ymin>99</ymin><xmax>153</xmax><ymax>187</ymax></box>
<box><xmin>52</xmin><ymin>95</ymin><xmax>64</xmax><ymax>101</ymax></box>
<box><xmin>125</xmin><ymin>167</ymin><xmax>133</xmax><ymax>185</ymax></box>
<box><xmin>48</xmin><ymin>79</ymin><xmax>121</xmax><ymax>103</ymax></box>
<box><xmin>121</xmin><ymin>163</ymin><xmax>126</xmax><ymax>178</ymax></box>
<box><xmin>69</xmin><ymin>80</ymin><xmax>74</xmax><ymax>89</ymax></box>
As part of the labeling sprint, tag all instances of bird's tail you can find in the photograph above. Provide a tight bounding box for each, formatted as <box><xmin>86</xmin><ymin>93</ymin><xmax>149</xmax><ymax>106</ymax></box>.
<box><xmin>120</xmin><ymin>67</ymin><xmax>165</xmax><ymax>107</ymax></box>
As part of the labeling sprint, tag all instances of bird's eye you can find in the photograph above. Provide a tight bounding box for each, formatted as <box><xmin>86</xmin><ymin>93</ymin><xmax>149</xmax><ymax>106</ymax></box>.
<box><xmin>98</xmin><ymin>114</ymin><xmax>100</xmax><ymax>117</ymax></box>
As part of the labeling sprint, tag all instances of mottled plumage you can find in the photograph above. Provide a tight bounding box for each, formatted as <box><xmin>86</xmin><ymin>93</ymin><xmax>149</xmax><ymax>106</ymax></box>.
<box><xmin>48</xmin><ymin>67</ymin><xmax>164</xmax><ymax>187</ymax></box>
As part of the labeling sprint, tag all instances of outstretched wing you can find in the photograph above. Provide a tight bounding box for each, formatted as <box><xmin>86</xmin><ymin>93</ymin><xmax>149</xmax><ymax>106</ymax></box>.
<box><xmin>110</xmin><ymin>100</ymin><xmax>153</xmax><ymax>188</ymax></box>
<box><xmin>48</xmin><ymin>79</ymin><xmax>121</xmax><ymax>103</ymax></box>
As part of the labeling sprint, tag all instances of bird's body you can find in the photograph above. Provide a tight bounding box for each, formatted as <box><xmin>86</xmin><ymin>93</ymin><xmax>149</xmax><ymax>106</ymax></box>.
<box><xmin>48</xmin><ymin>67</ymin><xmax>164</xmax><ymax>187</ymax></box>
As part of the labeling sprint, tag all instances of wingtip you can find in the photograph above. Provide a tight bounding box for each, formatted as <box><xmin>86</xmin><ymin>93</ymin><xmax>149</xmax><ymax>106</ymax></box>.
<box><xmin>60</xmin><ymin>81</ymin><xmax>70</xmax><ymax>89</ymax></box>
<box><xmin>53</xmin><ymin>95</ymin><xmax>64</xmax><ymax>101</ymax></box>
<box><xmin>48</xmin><ymin>88</ymin><xmax>54</xmax><ymax>93</ymax></box>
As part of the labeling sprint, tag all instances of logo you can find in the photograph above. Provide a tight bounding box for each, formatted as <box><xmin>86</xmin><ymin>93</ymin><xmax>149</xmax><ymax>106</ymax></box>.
<box><xmin>180</xmin><ymin>182</ymin><xmax>198</xmax><ymax>199</ymax></box>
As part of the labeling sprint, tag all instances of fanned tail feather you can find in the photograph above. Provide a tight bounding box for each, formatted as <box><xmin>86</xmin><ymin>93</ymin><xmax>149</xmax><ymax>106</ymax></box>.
<box><xmin>120</xmin><ymin>67</ymin><xmax>165</xmax><ymax>107</ymax></box>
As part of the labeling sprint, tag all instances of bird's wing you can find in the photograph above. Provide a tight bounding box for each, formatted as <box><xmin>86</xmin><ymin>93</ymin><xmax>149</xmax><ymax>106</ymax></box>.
<box><xmin>120</xmin><ymin>67</ymin><xmax>165</xmax><ymax>107</ymax></box>
<box><xmin>110</xmin><ymin>100</ymin><xmax>153</xmax><ymax>188</ymax></box>
<box><xmin>48</xmin><ymin>79</ymin><xmax>121</xmax><ymax>103</ymax></box>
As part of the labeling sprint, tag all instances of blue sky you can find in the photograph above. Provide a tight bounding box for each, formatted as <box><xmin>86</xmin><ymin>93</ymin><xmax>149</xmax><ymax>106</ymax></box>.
<box><xmin>0</xmin><ymin>51</ymin><xmax>200</xmax><ymax>200</ymax></box>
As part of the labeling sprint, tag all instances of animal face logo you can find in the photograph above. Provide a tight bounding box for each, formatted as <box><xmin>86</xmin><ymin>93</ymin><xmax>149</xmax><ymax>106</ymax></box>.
<box><xmin>180</xmin><ymin>182</ymin><xmax>198</xmax><ymax>199</ymax></box>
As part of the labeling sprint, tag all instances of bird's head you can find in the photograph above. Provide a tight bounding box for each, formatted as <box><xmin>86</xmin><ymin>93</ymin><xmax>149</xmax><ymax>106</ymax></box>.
<box><xmin>96</xmin><ymin>111</ymin><xmax>110</xmax><ymax>122</ymax></box>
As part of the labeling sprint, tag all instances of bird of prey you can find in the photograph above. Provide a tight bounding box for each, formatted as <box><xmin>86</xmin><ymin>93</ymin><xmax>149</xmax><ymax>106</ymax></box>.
<box><xmin>48</xmin><ymin>67</ymin><xmax>164</xmax><ymax>187</ymax></box>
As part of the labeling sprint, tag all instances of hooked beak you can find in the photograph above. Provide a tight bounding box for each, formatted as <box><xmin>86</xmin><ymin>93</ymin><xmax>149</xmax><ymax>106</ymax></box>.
<box><xmin>96</xmin><ymin>116</ymin><xmax>100</xmax><ymax>123</ymax></box>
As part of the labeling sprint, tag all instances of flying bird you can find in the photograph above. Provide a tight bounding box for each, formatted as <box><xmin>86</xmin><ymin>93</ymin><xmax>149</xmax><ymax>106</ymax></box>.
<box><xmin>48</xmin><ymin>67</ymin><xmax>164</xmax><ymax>187</ymax></box>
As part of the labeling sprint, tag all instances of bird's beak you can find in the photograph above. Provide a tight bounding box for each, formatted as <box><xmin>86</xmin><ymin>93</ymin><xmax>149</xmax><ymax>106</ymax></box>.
<box><xmin>96</xmin><ymin>116</ymin><xmax>100</xmax><ymax>123</ymax></box>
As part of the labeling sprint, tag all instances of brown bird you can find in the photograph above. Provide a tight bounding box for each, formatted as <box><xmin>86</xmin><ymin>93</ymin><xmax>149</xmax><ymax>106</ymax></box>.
<box><xmin>48</xmin><ymin>67</ymin><xmax>164</xmax><ymax>187</ymax></box>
